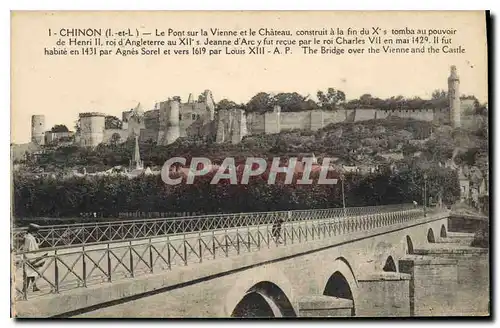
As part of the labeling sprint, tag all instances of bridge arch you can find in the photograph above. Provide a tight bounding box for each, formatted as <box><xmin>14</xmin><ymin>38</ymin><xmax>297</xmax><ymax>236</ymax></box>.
<box><xmin>440</xmin><ymin>224</ymin><xmax>447</xmax><ymax>238</ymax></box>
<box><xmin>427</xmin><ymin>228</ymin><xmax>436</xmax><ymax>243</ymax></box>
<box><xmin>320</xmin><ymin>257</ymin><xmax>358</xmax><ymax>316</ymax></box>
<box><xmin>230</xmin><ymin>281</ymin><xmax>295</xmax><ymax>317</ymax></box>
<box><xmin>382</xmin><ymin>256</ymin><xmax>397</xmax><ymax>272</ymax></box>
<box><xmin>224</xmin><ymin>266</ymin><xmax>297</xmax><ymax>317</ymax></box>
<box><xmin>404</xmin><ymin>235</ymin><xmax>414</xmax><ymax>254</ymax></box>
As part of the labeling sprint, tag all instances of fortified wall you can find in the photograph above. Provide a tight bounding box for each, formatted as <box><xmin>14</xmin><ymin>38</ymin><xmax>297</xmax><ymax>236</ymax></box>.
<box><xmin>217</xmin><ymin>106</ymin><xmax>449</xmax><ymax>144</ymax></box>
<box><xmin>31</xmin><ymin>66</ymin><xmax>467</xmax><ymax>147</ymax></box>
<box><xmin>213</xmin><ymin>66</ymin><xmax>465</xmax><ymax>144</ymax></box>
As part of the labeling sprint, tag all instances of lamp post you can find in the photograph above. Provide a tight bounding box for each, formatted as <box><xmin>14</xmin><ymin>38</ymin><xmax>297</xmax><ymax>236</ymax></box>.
<box><xmin>341</xmin><ymin>170</ymin><xmax>346</xmax><ymax>218</ymax></box>
<box><xmin>423</xmin><ymin>173</ymin><xmax>428</xmax><ymax>217</ymax></box>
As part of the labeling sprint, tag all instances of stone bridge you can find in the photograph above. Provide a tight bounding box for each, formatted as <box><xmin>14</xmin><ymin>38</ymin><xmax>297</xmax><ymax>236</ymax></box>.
<box><xmin>12</xmin><ymin>205</ymin><xmax>489</xmax><ymax>318</ymax></box>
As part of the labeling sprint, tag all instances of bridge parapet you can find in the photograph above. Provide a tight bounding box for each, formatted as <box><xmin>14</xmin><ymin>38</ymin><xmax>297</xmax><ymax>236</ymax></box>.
<box><xmin>13</xmin><ymin>205</ymin><xmax>447</xmax><ymax>303</ymax></box>
<box><xmin>13</xmin><ymin>204</ymin><xmax>419</xmax><ymax>250</ymax></box>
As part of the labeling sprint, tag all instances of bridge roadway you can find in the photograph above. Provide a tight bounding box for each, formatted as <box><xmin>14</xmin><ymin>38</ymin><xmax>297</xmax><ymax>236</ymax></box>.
<box><xmin>16</xmin><ymin>207</ymin><xmax>487</xmax><ymax>318</ymax></box>
<box><xmin>13</xmin><ymin>207</ymin><xmax>422</xmax><ymax>302</ymax></box>
<box><xmin>13</xmin><ymin>212</ymin><xmax>381</xmax><ymax>299</ymax></box>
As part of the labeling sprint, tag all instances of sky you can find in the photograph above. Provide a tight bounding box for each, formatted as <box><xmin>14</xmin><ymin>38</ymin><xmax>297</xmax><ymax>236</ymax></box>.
<box><xmin>11</xmin><ymin>11</ymin><xmax>488</xmax><ymax>144</ymax></box>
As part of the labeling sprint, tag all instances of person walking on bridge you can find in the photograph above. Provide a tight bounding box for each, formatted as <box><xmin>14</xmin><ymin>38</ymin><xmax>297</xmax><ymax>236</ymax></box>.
<box><xmin>21</xmin><ymin>224</ymin><xmax>45</xmax><ymax>292</ymax></box>
<box><xmin>272</xmin><ymin>216</ymin><xmax>284</xmax><ymax>244</ymax></box>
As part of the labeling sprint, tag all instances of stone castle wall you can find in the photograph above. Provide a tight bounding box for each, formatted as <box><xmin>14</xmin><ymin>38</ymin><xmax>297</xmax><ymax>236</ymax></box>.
<box><xmin>127</xmin><ymin>117</ymin><xmax>145</xmax><ymax>139</ymax></box>
<box><xmin>216</xmin><ymin>108</ymin><xmax>247</xmax><ymax>144</ymax></box>
<box><xmin>246</xmin><ymin>113</ymin><xmax>265</xmax><ymax>135</ymax></box>
<box><xmin>34</xmin><ymin>67</ymin><xmax>465</xmax><ymax>148</ymax></box>
<box><xmin>45</xmin><ymin>105</ymin><xmax>452</xmax><ymax>148</ymax></box>
<box><xmin>103</xmin><ymin>129</ymin><xmax>129</xmax><ymax>144</ymax></box>
<box><xmin>213</xmin><ymin>107</ymin><xmax>449</xmax><ymax>144</ymax></box>
<box><xmin>279</xmin><ymin>111</ymin><xmax>310</xmax><ymax>131</ymax></box>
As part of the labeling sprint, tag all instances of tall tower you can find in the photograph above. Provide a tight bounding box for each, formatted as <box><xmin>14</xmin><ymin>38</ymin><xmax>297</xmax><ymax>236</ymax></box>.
<box><xmin>165</xmin><ymin>100</ymin><xmax>180</xmax><ymax>145</ymax></box>
<box><xmin>31</xmin><ymin>115</ymin><xmax>45</xmax><ymax>145</ymax></box>
<box><xmin>448</xmin><ymin>65</ymin><xmax>461</xmax><ymax>128</ymax></box>
<box><xmin>78</xmin><ymin>112</ymin><xmax>106</xmax><ymax>147</ymax></box>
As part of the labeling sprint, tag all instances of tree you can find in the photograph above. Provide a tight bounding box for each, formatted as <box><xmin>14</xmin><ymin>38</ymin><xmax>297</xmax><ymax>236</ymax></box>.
<box><xmin>317</xmin><ymin>88</ymin><xmax>346</xmax><ymax>110</ymax></box>
<box><xmin>430</xmin><ymin>89</ymin><xmax>448</xmax><ymax>109</ymax></box>
<box><xmin>110</xmin><ymin>133</ymin><xmax>122</xmax><ymax>146</ymax></box>
<box><xmin>246</xmin><ymin>92</ymin><xmax>275</xmax><ymax>113</ymax></box>
<box><xmin>359</xmin><ymin>94</ymin><xmax>374</xmax><ymax>107</ymax></box>
<box><xmin>105</xmin><ymin>116</ymin><xmax>122</xmax><ymax>130</ymax></box>
<box><xmin>432</xmin><ymin>89</ymin><xmax>447</xmax><ymax>100</ymax></box>
<box><xmin>475</xmin><ymin>103</ymin><xmax>488</xmax><ymax>117</ymax></box>
<box><xmin>406</xmin><ymin>97</ymin><xmax>426</xmax><ymax>110</ymax></box>
<box><xmin>274</xmin><ymin>92</ymin><xmax>317</xmax><ymax>112</ymax></box>
<box><xmin>217</xmin><ymin>99</ymin><xmax>239</xmax><ymax>111</ymax></box>
<box><xmin>51</xmin><ymin>124</ymin><xmax>69</xmax><ymax>133</ymax></box>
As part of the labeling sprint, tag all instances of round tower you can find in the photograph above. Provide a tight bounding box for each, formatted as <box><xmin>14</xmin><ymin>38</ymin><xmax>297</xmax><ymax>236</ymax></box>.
<box><xmin>31</xmin><ymin>115</ymin><xmax>46</xmax><ymax>145</ymax></box>
<box><xmin>78</xmin><ymin>112</ymin><xmax>106</xmax><ymax>147</ymax></box>
<box><xmin>448</xmin><ymin>65</ymin><xmax>461</xmax><ymax>128</ymax></box>
<box><xmin>166</xmin><ymin>100</ymin><xmax>180</xmax><ymax>145</ymax></box>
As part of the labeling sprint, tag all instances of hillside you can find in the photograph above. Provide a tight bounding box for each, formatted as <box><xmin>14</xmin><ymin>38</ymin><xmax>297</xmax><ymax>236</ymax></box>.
<box><xmin>15</xmin><ymin>116</ymin><xmax>487</xmax><ymax>218</ymax></box>
<box><xmin>15</xmin><ymin>115</ymin><xmax>487</xmax><ymax>177</ymax></box>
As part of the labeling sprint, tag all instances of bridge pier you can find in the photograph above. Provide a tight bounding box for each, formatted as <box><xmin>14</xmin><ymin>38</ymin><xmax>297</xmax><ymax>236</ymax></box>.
<box><xmin>438</xmin><ymin>232</ymin><xmax>476</xmax><ymax>246</ymax></box>
<box><xmin>356</xmin><ymin>272</ymin><xmax>411</xmax><ymax>317</ymax></box>
<box><xmin>413</xmin><ymin>245</ymin><xmax>489</xmax><ymax>316</ymax></box>
<box><xmin>399</xmin><ymin>255</ymin><xmax>458</xmax><ymax>316</ymax></box>
<box><xmin>297</xmin><ymin>295</ymin><xmax>353</xmax><ymax>317</ymax></box>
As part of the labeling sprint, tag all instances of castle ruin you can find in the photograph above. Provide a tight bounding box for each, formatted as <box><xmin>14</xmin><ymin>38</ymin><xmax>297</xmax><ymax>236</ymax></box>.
<box><xmin>31</xmin><ymin>66</ymin><xmax>469</xmax><ymax>147</ymax></box>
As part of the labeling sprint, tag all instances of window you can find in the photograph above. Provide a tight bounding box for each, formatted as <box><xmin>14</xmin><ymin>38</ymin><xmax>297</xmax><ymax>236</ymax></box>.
<box><xmin>179</xmin><ymin>114</ymin><xmax>182</xmax><ymax>121</ymax></box>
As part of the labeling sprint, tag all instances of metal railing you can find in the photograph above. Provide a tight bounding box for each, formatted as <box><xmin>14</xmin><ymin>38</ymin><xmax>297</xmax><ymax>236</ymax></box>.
<box><xmin>12</xmin><ymin>205</ymin><xmax>445</xmax><ymax>301</ymax></box>
<box><xmin>13</xmin><ymin>204</ymin><xmax>413</xmax><ymax>250</ymax></box>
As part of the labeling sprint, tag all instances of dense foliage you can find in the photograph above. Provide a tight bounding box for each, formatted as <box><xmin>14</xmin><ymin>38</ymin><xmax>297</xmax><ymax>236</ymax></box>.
<box><xmin>50</xmin><ymin>124</ymin><xmax>69</xmax><ymax>133</ymax></box>
<box><xmin>13</xmin><ymin>166</ymin><xmax>459</xmax><ymax>219</ymax></box>
<box><xmin>14</xmin><ymin>99</ymin><xmax>486</xmax><ymax>221</ymax></box>
<box><xmin>231</xmin><ymin>89</ymin><xmax>472</xmax><ymax>113</ymax></box>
